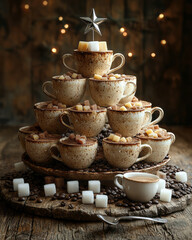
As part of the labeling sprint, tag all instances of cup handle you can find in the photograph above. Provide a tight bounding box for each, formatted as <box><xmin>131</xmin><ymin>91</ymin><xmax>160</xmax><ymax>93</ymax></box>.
<box><xmin>150</xmin><ymin>107</ymin><xmax>164</xmax><ymax>125</ymax></box>
<box><xmin>108</xmin><ymin>53</ymin><xmax>125</xmax><ymax>73</ymax></box>
<box><xmin>122</xmin><ymin>82</ymin><xmax>137</xmax><ymax>99</ymax></box>
<box><xmin>168</xmin><ymin>132</ymin><xmax>176</xmax><ymax>144</ymax></box>
<box><xmin>136</xmin><ymin>144</ymin><xmax>152</xmax><ymax>162</ymax></box>
<box><xmin>62</xmin><ymin>54</ymin><xmax>77</xmax><ymax>72</ymax></box>
<box><xmin>142</xmin><ymin>110</ymin><xmax>152</xmax><ymax>128</ymax></box>
<box><xmin>50</xmin><ymin>144</ymin><xmax>62</xmax><ymax>162</ymax></box>
<box><xmin>114</xmin><ymin>174</ymin><xmax>124</xmax><ymax>190</ymax></box>
<box><xmin>42</xmin><ymin>81</ymin><xmax>56</xmax><ymax>99</ymax></box>
<box><xmin>60</xmin><ymin>111</ymin><xmax>74</xmax><ymax>131</ymax></box>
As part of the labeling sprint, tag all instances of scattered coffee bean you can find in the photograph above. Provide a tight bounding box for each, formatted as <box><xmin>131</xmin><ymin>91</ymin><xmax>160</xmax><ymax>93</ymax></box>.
<box><xmin>68</xmin><ymin>204</ymin><xmax>74</xmax><ymax>209</ymax></box>
<box><xmin>18</xmin><ymin>197</ymin><xmax>25</xmax><ymax>201</ymax></box>
<box><xmin>36</xmin><ymin>198</ymin><xmax>43</xmax><ymax>203</ymax></box>
<box><xmin>60</xmin><ymin>201</ymin><xmax>65</xmax><ymax>207</ymax></box>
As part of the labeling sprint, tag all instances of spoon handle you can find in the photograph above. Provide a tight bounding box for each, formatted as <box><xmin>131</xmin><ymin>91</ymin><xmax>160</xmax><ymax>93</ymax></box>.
<box><xmin>119</xmin><ymin>216</ymin><xmax>167</xmax><ymax>223</ymax></box>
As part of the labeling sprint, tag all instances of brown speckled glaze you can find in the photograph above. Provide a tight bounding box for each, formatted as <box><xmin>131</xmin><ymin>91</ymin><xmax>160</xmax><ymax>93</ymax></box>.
<box><xmin>25</xmin><ymin>135</ymin><xmax>60</xmax><ymax>164</ymax></box>
<box><xmin>107</xmin><ymin>108</ymin><xmax>152</xmax><ymax>137</ymax></box>
<box><xmin>34</xmin><ymin>102</ymin><xmax>68</xmax><ymax>134</ymax></box>
<box><xmin>60</xmin><ymin>108</ymin><xmax>107</xmax><ymax>137</ymax></box>
<box><xmin>18</xmin><ymin>125</ymin><xmax>40</xmax><ymax>150</ymax></box>
<box><xmin>103</xmin><ymin>138</ymin><xmax>152</xmax><ymax>168</ymax></box>
<box><xmin>138</xmin><ymin>132</ymin><xmax>175</xmax><ymax>163</ymax></box>
<box><xmin>42</xmin><ymin>76</ymin><xmax>86</xmax><ymax>106</ymax></box>
<box><xmin>89</xmin><ymin>78</ymin><xmax>129</xmax><ymax>107</ymax></box>
<box><xmin>50</xmin><ymin>138</ymin><xmax>98</xmax><ymax>169</ymax></box>
<box><xmin>63</xmin><ymin>50</ymin><xmax>125</xmax><ymax>78</ymax></box>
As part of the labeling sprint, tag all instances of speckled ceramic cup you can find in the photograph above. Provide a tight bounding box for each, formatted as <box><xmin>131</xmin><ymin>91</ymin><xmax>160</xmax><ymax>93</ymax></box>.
<box><xmin>107</xmin><ymin>107</ymin><xmax>154</xmax><ymax>137</ymax></box>
<box><xmin>62</xmin><ymin>50</ymin><xmax>125</xmax><ymax>78</ymax></box>
<box><xmin>18</xmin><ymin>125</ymin><xmax>40</xmax><ymax>151</ymax></box>
<box><xmin>50</xmin><ymin>137</ymin><xmax>98</xmax><ymax>169</ymax></box>
<box><xmin>102</xmin><ymin>138</ymin><xmax>152</xmax><ymax>168</ymax></box>
<box><xmin>34</xmin><ymin>102</ymin><xmax>69</xmax><ymax>134</ymax></box>
<box><xmin>89</xmin><ymin>78</ymin><xmax>136</xmax><ymax>107</ymax></box>
<box><xmin>42</xmin><ymin>75</ymin><xmax>86</xmax><ymax>106</ymax></box>
<box><xmin>114</xmin><ymin>172</ymin><xmax>159</xmax><ymax>202</ymax></box>
<box><xmin>138</xmin><ymin>132</ymin><xmax>175</xmax><ymax>163</ymax></box>
<box><xmin>25</xmin><ymin>135</ymin><xmax>60</xmax><ymax>164</ymax></box>
<box><xmin>140</xmin><ymin>100</ymin><xmax>164</xmax><ymax>126</ymax></box>
<box><xmin>60</xmin><ymin>107</ymin><xmax>107</xmax><ymax>137</ymax></box>
<box><xmin>119</xmin><ymin>75</ymin><xmax>137</xmax><ymax>103</ymax></box>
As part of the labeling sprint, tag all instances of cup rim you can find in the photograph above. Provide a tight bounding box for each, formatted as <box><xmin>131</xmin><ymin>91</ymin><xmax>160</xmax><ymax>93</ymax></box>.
<box><xmin>137</xmin><ymin>134</ymin><xmax>171</xmax><ymax>141</ymax></box>
<box><xmin>103</xmin><ymin>137</ymin><xmax>141</xmax><ymax>146</ymax></box>
<box><xmin>59</xmin><ymin>137</ymin><xmax>97</xmax><ymax>147</ymax></box>
<box><xmin>107</xmin><ymin>106</ymin><xmax>145</xmax><ymax>113</ymax></box>
<box><xmin>68</xmin><ymin>106</ymin><xmax>107</xmax><ymax>113</ymax></box>
<box><xmin>141</xmin><ymin>100</ymin><xmax>152</xmax><ymax>108</ymax></box>
<box><xmin>34</xmin><ymin>101</ymin><xmax>68</xmax><ymax>112</ymax></box>
<box><xmin>52</xmin><ymin>75</ymin><xmax>86</xmax><ymax>81</ymax></box>
<box><xmin>89</xmin><ymin>77</ymin><xmax>126</xmax><ymax>82</ymax></box>
<box><xmin>123</xmin><ymin>172</ymin><xmax>159</xmax><ymax>183</ymax></box>
<box><xmin>26</xmin><ymin>134</ymin><xmax>61</xmax><ymax>143</ymax></box>
<box><xmin>74</xmin><ymin>49</ymin><xmax>113</xmax><ymax>54</ymax></box>
<box><xmin>19</xmin><ymin>125</ymin><xmax>40</xmax><ymax>134</ymax></box>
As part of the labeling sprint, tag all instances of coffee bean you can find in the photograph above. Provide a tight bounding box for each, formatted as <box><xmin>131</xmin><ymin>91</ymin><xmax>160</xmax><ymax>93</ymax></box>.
<box><xmin>58</xmin><ymin>193</ymin><xmax>66</xmax><ymax>200</ymax></box>
<box><xmin>29</xmin><ymin>196</ymin><xmax>36</xmax><ymax>201</ymax></box>
<box><xmin>68</xmin><ymin>204</ymin><xmax>74</xmax><ymax>209</ymax></box>
<box><xmin>145</xmin><ymin>203</ymin><xmax>151</xmax><ymax>208</ymax></box>
<box><xmin>135</xmin><ymin>206</ymin><xmax>141</xmax><ymax>210</ymax></box>
<box><xmin>51</xmin><ymin>196</ymin><xmax>57</xmax><ymax>200</ymax></box>
<box><xmin>152</xmin><ymin>199</ymin><xmax>159</xmax><ymax>204</ymax></box>
<box><xmin>54</xmin><ymin>193</ymin><xmax>60</xmax><ymax>198</ymax></box>
<box><xmin>60</xmin><ymin>201</ymin><xmax>65</xmax><ymax>207</ymax></box>
<box><xmin>36</xmin><ymin>198</ymin><xmax>43</xmax><ymax>203</ymax></box>
<box><xmin>71</xmin><ymin>197</ymin><xmax>77</xmax><ymax>202</ymax></box>
<box><xmin>130</xmin><ymin>207</ymin><xmax>136</xmax><ymax>211</ymax></box>
<box><xmin>18</xmin><ymin>197</ymin><xmax>25</xmax><ymax>201</ymax></box>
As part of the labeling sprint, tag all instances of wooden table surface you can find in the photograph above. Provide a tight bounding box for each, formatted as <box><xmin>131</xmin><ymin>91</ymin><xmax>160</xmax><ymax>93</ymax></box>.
<box><xmin>0</xmin><ymin>126</ymin><xmax>192</xmax><ymax>240</ymax></box>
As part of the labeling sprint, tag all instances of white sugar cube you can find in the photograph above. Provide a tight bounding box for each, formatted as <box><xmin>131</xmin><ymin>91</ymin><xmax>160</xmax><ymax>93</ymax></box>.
<box><xmin>67</xmin><ymin>181</ymin><xmax>79</xmax><ymax>193</ymax></box>
<box><xmin>13</xmin><ymin>178</ymin><xmax>24</xmax><ymax>191</ymax></box>
<box><xmin>160</xmin><ymin>188</ymin><xmax>172</xmax><ymax>202</ymax></box>
<box><xmin>44</xmin><ymin>183</ymin><xmax>56</xmax><ymax>196</ymax></box>
<box><xmin>82</xmin><ymin>191</ymin><xmax>94</xmax><ymax>204</ymax></box>
<box><xmin>87</xmin><ymin>41</ymin><xmax>99</xmax><ymax>51</ymax></box>
<box><xmin>157</xmin><ymin>179</ymin><xmax>166</xmax><ymax>193</ymax></box>
<box><xmin>88</xmin><ymin>180</ymin><xmax>100</xmax><ymax>193</ymax></box>
<box><xmin>18</xmin><ymin>183</ymin><xmax>30</xmax><ymax>197</ymax></box>
<box><xmin>14</xmin><ymin>162</ymin><xmax>28</xmax><ymax>172</ymax></box>
<box><xmin>95</xmin><ymin>195</ymin><xmax>108</xmax><ymax>208</ymax></box>
<box><xmin>157</xmin><ymin>171</ymin><xmax>166</xmax><ymax>179</ymax></box>
<box><xmin>175</xmin><ymin>171</ymin><xmax>187</xmax><ymax>183</ymax></box>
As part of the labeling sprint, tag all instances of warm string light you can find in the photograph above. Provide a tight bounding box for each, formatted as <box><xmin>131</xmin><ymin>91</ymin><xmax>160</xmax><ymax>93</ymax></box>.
<box><xmin>161</xmin><ymin>39</ymin><xmax>167</xmax><ymax>45</ymax></box>
<box><xmin>60</xmin><ymin>28</ymin><xmax>66</xmax><ymax>34</ymax></box>
<box><xmin>151</xmin><ymin>53</ymin><xmax>156</xmax><ymax>58</ymax></box>
<box><xmin>24</xmin><ymin>4</ymin><xmax>30</xmax><ymax>10</ymax></box>
<box><xmin>123</xmin><ymin>32</ymin><xmax>127</xmax><ymax>37</ymax></box>
<box><xmin>51</xmin><ymin>47</ymin><xmax>57</xmax><ymax>54</ymax></box>
<box><xmin>64</xmin><ymin>24</ymin><xmax>69</xmax><ymax>29</ymax></box>
<box><xmin>120</xmin><ymin>27</ymin><xmax>125</xmax><ymax>33</ymax></box>
<box><xmin>42</xmin><ymin>0</ymin><xmax>48</xmax><ymax>6</ymax></box>
<box><xmin>128</xmin><ymin>52</ymin><xmax>133</xmax><ymax>57</ymax></box>
<box><xmin>158</xmin><ymin>13</ymin><xmax>165</xmax><ymax>20</ymax></box>
<box><xmin>58</xmin><ymin>16</ymin><xmax>63</xmax><ymax>21</ymax></box>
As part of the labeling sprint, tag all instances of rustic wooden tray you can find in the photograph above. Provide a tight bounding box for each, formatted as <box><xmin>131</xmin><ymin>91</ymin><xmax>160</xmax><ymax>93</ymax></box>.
<box><xmin>0</xmin><ymin>169</ymin><xmax>191</xmax><ymax>222</ymax></box>
<box><xmin>22</xmin><ymin>152</ymin><xmax>171</xmax><ymax>181</ymax></box>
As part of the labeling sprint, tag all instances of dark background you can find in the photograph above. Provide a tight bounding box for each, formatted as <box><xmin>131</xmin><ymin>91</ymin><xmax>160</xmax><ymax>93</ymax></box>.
<box><xmin>0</xmin><ymin>0</ymin><xmax>192</xmax><ymax>126</ymax></box>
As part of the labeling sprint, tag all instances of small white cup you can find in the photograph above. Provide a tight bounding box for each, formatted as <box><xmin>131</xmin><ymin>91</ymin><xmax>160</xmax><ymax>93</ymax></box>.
<box><xmin>114</xmin><ymin>172</ymin><xmax>159</xmax><ymax>202</ymax></box>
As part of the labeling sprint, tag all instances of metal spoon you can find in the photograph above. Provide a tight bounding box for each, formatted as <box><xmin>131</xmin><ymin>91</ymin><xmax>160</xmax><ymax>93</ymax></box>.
<box><xmin>97</xmin><ymin>214</ymin><xmax>167</xmax><ymax>225</ymax></box>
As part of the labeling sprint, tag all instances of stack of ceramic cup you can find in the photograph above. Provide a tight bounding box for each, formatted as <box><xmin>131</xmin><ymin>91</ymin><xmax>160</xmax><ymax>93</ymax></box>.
<box><xmin>18</xmin><ymin>46</ymin><xmax>175</xmax><ymax>174</ymax></box>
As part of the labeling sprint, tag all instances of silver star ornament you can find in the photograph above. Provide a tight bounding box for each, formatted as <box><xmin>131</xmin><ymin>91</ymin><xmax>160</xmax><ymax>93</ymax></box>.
<box><xmin>80</xmin><ymin>9</ymin><xmax>107</xmax><ymax>38</ymax></box>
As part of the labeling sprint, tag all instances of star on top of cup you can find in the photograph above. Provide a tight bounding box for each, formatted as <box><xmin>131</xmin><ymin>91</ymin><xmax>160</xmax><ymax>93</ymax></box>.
<box><xmin>80</xmin><ymin>8</ymin><xmax>107</xmax><ymax>39</ymax></box>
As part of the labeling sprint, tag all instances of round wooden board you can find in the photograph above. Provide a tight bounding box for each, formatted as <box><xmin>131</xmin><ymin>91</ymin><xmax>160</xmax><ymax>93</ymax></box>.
<box><xmin>0</xmin><ymin>174</ymin><xmax>191</xmax><ymax>222</ymax></box>
<box><xmin>22</xmin><ymin>153</ymin><xmax>171</xmax><ymax>181</ymax></box>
